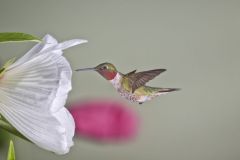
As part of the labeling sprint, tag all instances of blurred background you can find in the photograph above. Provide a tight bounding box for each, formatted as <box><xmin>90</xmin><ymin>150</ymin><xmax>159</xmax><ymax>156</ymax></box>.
<box><xmin>0</xmin><ymin>0</ymin><xmax>240</xmax><ymax>160</ymax></box>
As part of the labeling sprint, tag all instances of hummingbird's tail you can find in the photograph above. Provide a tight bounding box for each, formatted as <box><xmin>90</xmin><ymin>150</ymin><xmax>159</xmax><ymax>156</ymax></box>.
<box><xmin>156</xmin><ymin>88</ymin><xmax>180</xmax><ymax>95</ymax></box>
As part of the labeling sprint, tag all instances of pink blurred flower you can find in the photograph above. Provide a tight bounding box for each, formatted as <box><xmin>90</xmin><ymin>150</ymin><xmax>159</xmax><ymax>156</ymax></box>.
<box><xmin>69</xmin><ymin>100</ymin><xmax>140</xmax><ymax>142</ymax></box>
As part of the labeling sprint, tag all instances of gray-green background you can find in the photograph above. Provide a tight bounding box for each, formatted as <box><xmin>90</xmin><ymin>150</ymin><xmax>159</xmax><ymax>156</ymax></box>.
<box><xmin>1</xmin><ymin>0</ymin><xmax>240</xmax><ymax>160</ymax></box>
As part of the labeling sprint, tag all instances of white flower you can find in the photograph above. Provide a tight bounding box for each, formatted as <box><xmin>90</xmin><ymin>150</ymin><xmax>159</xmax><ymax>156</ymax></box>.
<box><xmin>0</xmin><ymin>35</ymin><xmax>87</xmax><ymax>154</ymax></box>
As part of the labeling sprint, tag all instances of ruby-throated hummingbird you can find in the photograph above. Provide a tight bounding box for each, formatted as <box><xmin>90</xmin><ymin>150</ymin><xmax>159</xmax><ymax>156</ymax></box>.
<box><xmin>76</xmin><ymin>63</ymin><xmax>180</xmax><ymax>104</ymax></box>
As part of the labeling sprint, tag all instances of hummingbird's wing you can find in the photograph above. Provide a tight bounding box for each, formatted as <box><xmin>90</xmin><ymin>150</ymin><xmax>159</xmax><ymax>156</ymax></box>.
<box><xmin>125</xmin><ymin>70</ymin><xmax>137</xmax><ymax>76</ymax></box>
<box><xmin>127</xmin><ymin>69</ymin><xmax>166</xmax><ymax>93</ymax></box>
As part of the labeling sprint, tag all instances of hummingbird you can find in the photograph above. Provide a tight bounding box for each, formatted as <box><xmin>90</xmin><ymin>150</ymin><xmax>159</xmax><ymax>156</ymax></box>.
<box><xmin>76</xmin><ymin>63</ymin><xmax>180</xmax><ymax>104</ymax></box>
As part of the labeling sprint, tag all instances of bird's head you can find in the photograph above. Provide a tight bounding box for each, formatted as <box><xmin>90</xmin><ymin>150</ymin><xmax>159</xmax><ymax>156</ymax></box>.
<box><xmin>76</xmin><ymin>62</ymin><xmax>117</xmax><ymax>80</ymax></box>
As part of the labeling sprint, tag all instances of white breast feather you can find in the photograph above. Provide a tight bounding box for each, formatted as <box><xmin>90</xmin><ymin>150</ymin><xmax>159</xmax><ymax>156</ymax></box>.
<box><xmin>110</xmin><ymin>73</ymin><xmax>121</xmax><ymax>89</ymax></box>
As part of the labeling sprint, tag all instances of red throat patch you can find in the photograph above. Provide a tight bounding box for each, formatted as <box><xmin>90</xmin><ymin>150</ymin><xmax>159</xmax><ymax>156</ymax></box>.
<box><xmin>100</xmin><ymin>70</ymin><xmax>117</xmax><ymax>80</ymax></box>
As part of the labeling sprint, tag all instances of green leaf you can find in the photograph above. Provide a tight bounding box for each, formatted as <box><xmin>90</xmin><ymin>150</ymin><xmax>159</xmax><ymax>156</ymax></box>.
<box><xmin>7</xmin><ymin>140</ymin><xmax>15</xmax><ymax>160</ymax></box>
<box><xmin>0</xmin><ymin>32</ymin><xmax>41</xmax><ymax>43</ymax></box>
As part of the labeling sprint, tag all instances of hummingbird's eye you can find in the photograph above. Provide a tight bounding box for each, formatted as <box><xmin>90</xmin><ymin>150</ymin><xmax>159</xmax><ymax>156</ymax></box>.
<box><xmin>102</xmin><ymin>66</ymin><xmax>107</xmax><ymax>70</ymax></box>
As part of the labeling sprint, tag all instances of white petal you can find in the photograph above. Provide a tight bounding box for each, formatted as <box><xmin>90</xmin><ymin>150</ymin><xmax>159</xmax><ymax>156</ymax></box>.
<box><xmin>45</xmin><ymin>39</ymin><xmax>88</xmax><ymax>53</ymax></box>
<box><xmin>7</xmin><ymin>34</ymin><xmax>87</xmax><ymax>70</ymax></box>
<box><xmin>7</xmin><ymin>34</ymin><xmax>57</xmax><ymax>70</ymax></box>
<box><xmin>3</xmin><ymin>50</ymin><xmax>71</xmax><ymax>113</ymax></box>
<box><xmin>0</xmin><ymin>34</ymin><xmax>85</xmax><ymax>154</ymax></box>
<box><xmin>0</xmin><ymin>103</ymin><xmax>74</xmax><ymax>154</ymax></box>
<box><xmin>54</xmin><ymin>108</ymin><xmax>75</xmax><ymax>149</ymax></box>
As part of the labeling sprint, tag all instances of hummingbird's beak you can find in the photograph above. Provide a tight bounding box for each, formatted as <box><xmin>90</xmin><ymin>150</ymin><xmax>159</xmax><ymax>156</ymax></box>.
<box><xmin>75</xmin><ymin>67</ymin><xmax>96</xmax><ymax>72</ymax></box>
